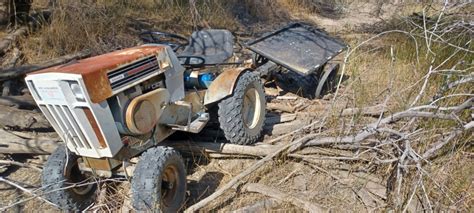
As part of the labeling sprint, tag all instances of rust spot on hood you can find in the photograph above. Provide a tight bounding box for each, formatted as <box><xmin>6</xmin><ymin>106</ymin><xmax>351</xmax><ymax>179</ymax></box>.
<box><xmin>30</xmin><ymin>46</ymin><xmax>166</xmax><ymax>103</ymax></box>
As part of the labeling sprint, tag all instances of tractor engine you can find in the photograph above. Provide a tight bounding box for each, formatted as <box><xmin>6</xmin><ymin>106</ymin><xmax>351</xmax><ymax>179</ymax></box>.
<box><xmin>25</xmin><ymin>45</ymin><xmax>185</xmax><ymax>159</ymax></box>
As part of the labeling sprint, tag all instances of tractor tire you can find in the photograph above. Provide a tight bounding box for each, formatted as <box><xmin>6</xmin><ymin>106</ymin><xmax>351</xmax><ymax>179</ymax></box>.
<box><xmin>131</xmin><ymin>146</ymin><xmax>187</xmax><ymax>212</ymax></box>
<box><xmin>42</xmin><ymin>145</ymin><xmax>97</xmax><ymax>211</ymax></box>
<box><xmin>218</xmin><ymin>71</ymin><xmax>266</xmax><ymax>145</ymax></box>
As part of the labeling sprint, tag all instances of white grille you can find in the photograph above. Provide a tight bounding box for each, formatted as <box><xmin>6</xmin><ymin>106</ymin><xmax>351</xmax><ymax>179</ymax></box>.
<box><xmin>39</xmin><ymin>104</ymin><xmax>93</xmax><ymax>149</ymax></box>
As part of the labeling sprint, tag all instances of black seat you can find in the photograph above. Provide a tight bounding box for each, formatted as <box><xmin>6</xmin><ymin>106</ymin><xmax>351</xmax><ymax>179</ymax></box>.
<box><xmin>179</xmin><ymin>29</ymin><xmax>234</xmax><ymax>65</ymax></box>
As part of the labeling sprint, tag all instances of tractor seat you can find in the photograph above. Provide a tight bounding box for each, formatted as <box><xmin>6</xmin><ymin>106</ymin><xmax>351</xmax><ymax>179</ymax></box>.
<box><xmin>180</xmin><ymin>29</ymin><xmax>234</xmax><ymax>65</ymax></box>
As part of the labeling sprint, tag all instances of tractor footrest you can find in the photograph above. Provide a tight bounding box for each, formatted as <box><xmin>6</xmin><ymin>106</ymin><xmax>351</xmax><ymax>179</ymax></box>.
<box><xmin>169</xmin><ymin>113</ymin><xmax>209</xmax><ymax>133</ymax></box>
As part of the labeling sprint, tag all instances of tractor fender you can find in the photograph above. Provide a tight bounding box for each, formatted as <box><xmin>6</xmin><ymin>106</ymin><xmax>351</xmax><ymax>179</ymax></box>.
<box><xmin>204</xmin><ymin>68</ymin><xmax>252</xmax><ymax>106</ymax></box>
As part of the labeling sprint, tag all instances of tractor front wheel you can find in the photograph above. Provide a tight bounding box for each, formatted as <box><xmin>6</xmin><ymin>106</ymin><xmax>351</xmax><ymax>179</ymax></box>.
<box><xmin>131</xmin><ymin>146</ymin><xmax>187</xmax><ymax>212</ymax></box>
<box><xmin>41</xmin><ymin>145</ymin><xmax>97</xmax><ymax>211</ymax></box>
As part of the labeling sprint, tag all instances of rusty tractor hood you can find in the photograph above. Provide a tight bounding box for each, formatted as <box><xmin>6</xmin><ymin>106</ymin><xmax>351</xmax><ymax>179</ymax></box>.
<box><xmin>28</xmin><ymin>45</ymin><xmax>166</xmax><ymax>103</ymax></box>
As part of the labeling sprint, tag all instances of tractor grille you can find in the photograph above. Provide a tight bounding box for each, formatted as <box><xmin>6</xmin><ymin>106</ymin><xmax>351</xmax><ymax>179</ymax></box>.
<box><xmin>107</xmin><ymin>55</ymin><xmax>160</xmax><ymax>90</ymax></box>
<box><xmin>39</xmin><ymin>104</ymin><xmax>93</xmax><ymax>149</ymax></box>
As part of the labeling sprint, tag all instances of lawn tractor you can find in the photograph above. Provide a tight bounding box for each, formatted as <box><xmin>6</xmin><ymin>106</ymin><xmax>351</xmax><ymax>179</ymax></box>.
<box><xmin>25</xmin><ymin>23</ymin><xmax>346</xmax><ymax>211</ymax></box>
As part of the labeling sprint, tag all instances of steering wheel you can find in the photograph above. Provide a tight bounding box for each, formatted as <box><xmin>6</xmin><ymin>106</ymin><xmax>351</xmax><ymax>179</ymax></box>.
<box><xmin>139</xmin><ymin>31</ymin><xmax>189</xmax><ymax>51</ymax></box>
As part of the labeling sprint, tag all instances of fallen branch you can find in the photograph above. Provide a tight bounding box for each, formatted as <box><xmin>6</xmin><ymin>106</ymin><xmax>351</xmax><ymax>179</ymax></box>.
<box><xmin>184</xmin><ymin>133</ymin><xmax>319</xmax><ymax>212</ymax></box>
<box><xmin>0</xmin><ymin>177</ymin><xmax>58</xmax><ymax>207</ymax></box>
<box><xmin>0</xmin><ymin>129</ymin><xmax>60</xmax><ymax>154</ymax></box>
<box><xmin>0</xmin><ymin>50</ymin><xmax>91</xmax><ymax>81</ymax></box>
<box><xmin>244</xmin><ymin>183</ymin><xmax>326</xmax><ymax>212</ymax></box>
<box><xmin>422</xmin><ymin>120</ymin><xmax>474</xmax><ymax>160</ymax></box>
<box><xmin>276</xmin><ymin>96</ymin><xmax>298</xmax><ymax>100</ymax></box>
<box><xmin>293</xmin><ymin>108</ymin><xmax>459</xmax><ymax>151</ymax></box>
<box><xmin>264</xmin><ymin>119</ymin><xmax>309</xmax><ymax>136</ymax></box>
<box><xmin>0</xmin><ymin>106</ymin><xmax>51</xmax><ymax>130</ymax></box>
<box><xmin>267</xmin><ymin>103</ymin><xmax>296</xmax><ymax>113</ymax></box>
<box><xmin>265</xmin><ymin>113</ymin><xmax>297</xmax><ymax>125</ymax></box>
<box><xmin>163</xmin><ymin>141</ymin><xmax>278</xmax><ymax>158</ymax></box>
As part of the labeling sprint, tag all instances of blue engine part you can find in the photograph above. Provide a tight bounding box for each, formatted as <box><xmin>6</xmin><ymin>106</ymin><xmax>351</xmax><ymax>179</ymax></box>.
<box><xmin>184</xmin><ymin>71</ymin><xmax>215</xmax><ymax>89</ymax></box>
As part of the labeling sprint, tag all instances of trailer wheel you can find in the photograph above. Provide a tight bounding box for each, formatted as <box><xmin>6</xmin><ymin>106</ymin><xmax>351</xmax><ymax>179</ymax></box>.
<box><xmin>218</xmin><ymin>71</ymin><xmax>266</xmax><ymax>145</ymax></box>
<box><xmin>315</xmin><ymin>64</ymin><xmax>339</xmax><ymax>98</ymax></box>
<box><xmin>42</xmin><ymin>145</ymin><xmax>97</xmax><ymax>211</ymax></box>
<box><xmin>131</xmin><ymin>146</ymin><xmax>186</xmax><ymax>212</ymax></box>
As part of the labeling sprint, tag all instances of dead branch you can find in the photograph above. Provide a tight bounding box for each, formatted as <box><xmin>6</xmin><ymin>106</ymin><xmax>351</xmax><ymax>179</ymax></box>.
<box><xmin>264</xmin><ymin>119</ymin><xmax>309</xmax><ymax>136</ymax></box>
<box><xmin>0</xmin><ymin>129</ymin><xmax>60</xmax><ymax>154</ymax></box>
<box><xmin>265</xmin><ymin>113</ymin><xmax>297</xmax><ymax>125</ymax></box>
<box><xmin>266</xmin><ymin>119</ymin><xmax>325</xmax><ymax>145</ymax></box>
<box><xmin>162</xmin><ymin>141</ymin><xmax>278</xmax><ymax>158</ymax></box>
<box><xmin>0</xmin><ymin>26</ymin><xmax>28</xmax><ymax>55</ymax></box>
<box><xmin>0</xmin><ymin>106</ymin><xmax>51</xmax><ymax>130</ymax></box>
<box><xmin>244</xmin><ymin>183</ymin><xmax>326</xmax><ymax>212</ymax></box>
<box><xmin>293</xmin><ymin>108</ymin><xmax>461</xmax><ymax>151</ymax></box>
<box><xmin>266</xmin><ymin>102</ymin><xmax>296</xmax><ymax>113</ymax></box>
<box><xmin>422</xmin><ymin>120</ymin><xmax>474</xmax><ymax>160</ymax></box>
<box><xmin>0</xmin><ymin>177</ymin><xmax>58</xmax><ymax>207</ymax></box>
<box><xmin>184</xmin><ymin>133</ymin><xmax>319</xmax><ymax>212</ymax></box>
<box><xmin>276</xmin><ymin>96</ymin><xmax>297</xmax><ymax>100</ymax></box>
<box><xmin>0</xmin><ymin>50</ymin><xmax>91</xmax><ymax>81</ymax></box>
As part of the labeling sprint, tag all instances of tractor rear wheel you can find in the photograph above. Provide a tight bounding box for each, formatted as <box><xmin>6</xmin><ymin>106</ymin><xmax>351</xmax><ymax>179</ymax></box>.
<box><xmin>131</xmin><ymin>146</ymin><xmax>187</xmax><ymax>212</ymax></box>
<box><xmin>41</xmin><ymin>145</ymin><xmax>97</xmax><ymax>211</ymax></box>
<box><xmin>218</xmin><ymin>71</ymin><xmax>266</xmax><ymax>145</ymax></box>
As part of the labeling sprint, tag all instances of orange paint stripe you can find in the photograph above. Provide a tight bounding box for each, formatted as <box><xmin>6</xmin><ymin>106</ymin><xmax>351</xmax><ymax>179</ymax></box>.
<box><xmin>83</xmin><ymin>108</ymin><xmax>107</xmax><ymax>148</ymax></box>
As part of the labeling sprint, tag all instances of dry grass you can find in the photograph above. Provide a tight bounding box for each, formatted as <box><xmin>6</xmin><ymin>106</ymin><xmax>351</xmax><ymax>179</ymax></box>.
<box><xmin>20</xmin><ymin>0</ymin><xmax>369</xmax><ymax>62</ymax></box>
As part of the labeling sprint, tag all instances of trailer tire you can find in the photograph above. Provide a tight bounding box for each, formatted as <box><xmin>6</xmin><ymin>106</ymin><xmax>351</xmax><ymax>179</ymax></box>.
<box><xmin>131</xmin><ymin>146</ymin><xmax>186</xmax><ymax>212</ymax></box>
<box><xmin>218</xmin><ymin>71</ymin><xmax>266</xmax><ymax>145</ymax></box>
<box><xmin>42</xmin><ymin>145</ymin><xmax>97</xmax><ymax>211</ymax></box>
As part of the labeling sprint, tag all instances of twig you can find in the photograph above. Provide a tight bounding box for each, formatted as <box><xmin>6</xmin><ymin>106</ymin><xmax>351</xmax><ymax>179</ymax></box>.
<box><xmin>0</xmin><ymin>177</ymin><xmax>58</xmax><ymax>207</ymax></box>
<box><xmin>422</xmin><ymin>121</ymin><xmax>473</xmax><ymax>160</ymax></box>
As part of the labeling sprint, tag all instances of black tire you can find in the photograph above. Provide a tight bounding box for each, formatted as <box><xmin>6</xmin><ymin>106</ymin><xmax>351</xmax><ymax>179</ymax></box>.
<box><xmin>42</xmin><ymin>145</ymin><xmax>97</xmax><ymax>211</ymax></box>
<box><xmin>218</xmin><ymin>71</ymin><xmax>266</xmax><ymax>145</ymax></box>
<box><xmin>131</xmin><ymin>146</ymin><xmax>187</xmax><ymax>212</ymax></box>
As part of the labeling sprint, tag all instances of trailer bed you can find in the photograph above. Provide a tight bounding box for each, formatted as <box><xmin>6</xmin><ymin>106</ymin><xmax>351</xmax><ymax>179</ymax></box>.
<box><xmin>246</xmin><ymin>23</ymin><xmax>347</xmax><ymax>75</ymax></box>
